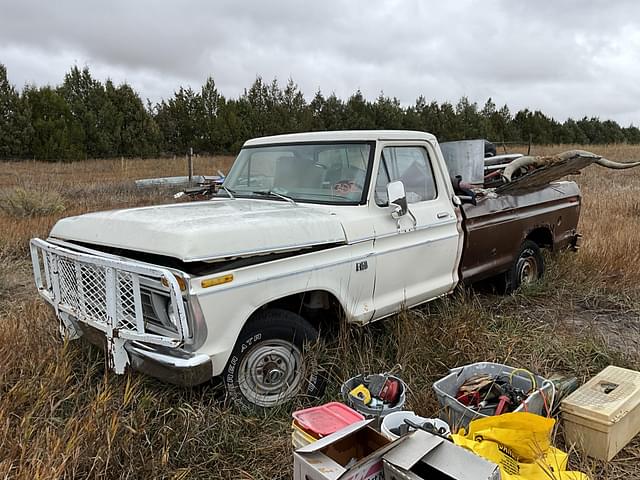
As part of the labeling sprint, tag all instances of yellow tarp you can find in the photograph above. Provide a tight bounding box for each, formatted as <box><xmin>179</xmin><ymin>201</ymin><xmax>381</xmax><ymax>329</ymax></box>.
<box><xmin>451</xmin><ymin>412</ymin><xmax>589</xmax><ymax>480</ymax></box>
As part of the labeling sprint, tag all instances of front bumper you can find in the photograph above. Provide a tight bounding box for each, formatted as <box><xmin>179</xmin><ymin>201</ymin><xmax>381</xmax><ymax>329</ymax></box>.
<box><xmin>126</xmin><ymin>342</ymin><xmax>213</xmax><ymax>387</ymax></box>
<box><xmin>81</xmin><ymin>322</ymin><xmax>213</xmax><ymax>386</ymax></box>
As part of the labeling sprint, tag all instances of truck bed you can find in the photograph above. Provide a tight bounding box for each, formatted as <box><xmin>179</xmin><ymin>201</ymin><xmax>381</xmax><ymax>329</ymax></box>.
<box><xmin>459</xmin><ymin>181</ymin><xmax>581</xmax><ymax>284</ymax></box>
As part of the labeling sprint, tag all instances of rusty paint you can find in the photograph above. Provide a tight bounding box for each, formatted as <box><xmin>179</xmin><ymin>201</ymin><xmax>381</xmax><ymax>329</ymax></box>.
<box><xmin>460</xmin><ymin>181</ymin><xmax>581</xmax><ymax>283</ymax></box>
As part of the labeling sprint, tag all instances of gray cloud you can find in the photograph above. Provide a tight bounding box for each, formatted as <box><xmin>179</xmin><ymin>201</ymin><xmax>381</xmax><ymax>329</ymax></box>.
<box><xmin>1</xmin><ymin>0</ymin><xmax>639</xmax><ymax>125</ymax></box>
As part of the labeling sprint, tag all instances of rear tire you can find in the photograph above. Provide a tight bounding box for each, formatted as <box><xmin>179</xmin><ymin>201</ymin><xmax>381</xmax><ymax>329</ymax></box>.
<box><xmin>505</xmin><ymin>240</ymin><xmax>544</xmax><ymax>293</ymax></box>
<box><xmin>223</xmin><ymin>308</ymin><xmax>325</xmax><ymax>409</ymax></box>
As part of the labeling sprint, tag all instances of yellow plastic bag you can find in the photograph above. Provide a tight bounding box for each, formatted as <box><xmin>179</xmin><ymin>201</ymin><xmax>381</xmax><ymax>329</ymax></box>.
<box><xmin>451</xmin><ymin>412</ymin><xmax>589</xmax><ymax>480</ymax></box>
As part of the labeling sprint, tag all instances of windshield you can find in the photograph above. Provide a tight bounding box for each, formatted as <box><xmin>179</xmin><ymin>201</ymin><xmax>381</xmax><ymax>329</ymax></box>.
<box><xmin>222</xmin><ymin>142</ymin><xmax>373</xmax><ymax>204</ymax></box>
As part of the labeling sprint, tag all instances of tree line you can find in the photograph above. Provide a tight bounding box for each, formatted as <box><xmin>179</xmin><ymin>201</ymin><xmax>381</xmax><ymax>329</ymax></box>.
<box><xmin>1</xmin><ymin>64</ymin><xmax>640</xmax><ymax>161</ymax></box>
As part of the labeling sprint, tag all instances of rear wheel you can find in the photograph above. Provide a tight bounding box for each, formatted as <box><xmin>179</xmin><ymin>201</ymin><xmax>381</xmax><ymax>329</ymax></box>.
<box><xmin>223</xmin><ymin>308</ymin><xmax>325</xmax><ymax>409</ymax></box>
<box><xmin>505</xmin><ymin>240</ymin><xmax>544</xmax><ymax>292</ymax></box>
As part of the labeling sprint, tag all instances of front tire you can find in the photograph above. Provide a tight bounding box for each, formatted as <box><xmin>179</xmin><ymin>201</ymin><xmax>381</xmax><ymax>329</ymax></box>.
<box><xmin>505</xmin><ymin>240</ymin><xmax>544</xmax><ymax>292</ymax></box>
<box><xmin>223</xmin><ymin>308</ymin><xmax>324</xmax><ymax>409</ymax></box>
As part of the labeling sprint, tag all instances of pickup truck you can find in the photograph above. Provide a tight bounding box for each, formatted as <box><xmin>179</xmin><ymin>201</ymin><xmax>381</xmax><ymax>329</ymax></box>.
<box><xmin>30</xmin><ymin>130</ymin><xmax>581</xmax><ymax>408</ymax></box>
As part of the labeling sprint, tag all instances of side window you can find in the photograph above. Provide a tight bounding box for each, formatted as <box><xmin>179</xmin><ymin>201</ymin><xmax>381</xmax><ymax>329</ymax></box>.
<box><xmin>375</xmin><ymin>146</ymin><xmax>437</xmax><ymax>206</ymax></box>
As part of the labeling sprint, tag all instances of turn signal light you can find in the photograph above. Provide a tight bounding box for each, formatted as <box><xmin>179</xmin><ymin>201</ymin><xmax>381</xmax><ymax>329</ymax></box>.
<box><xmin>201</xmin><ymin>274</ymin><xmax>234</xmax><ymax>289</ymax></box>
<box><xmin>161</xmin><ymin>274</ymin><xmax>187</xmax><ymax>291</ymax></box>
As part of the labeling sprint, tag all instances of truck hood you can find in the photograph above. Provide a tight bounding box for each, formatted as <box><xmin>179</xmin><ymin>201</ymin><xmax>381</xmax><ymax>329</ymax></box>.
<box><xmin>50</xmin><ymin>199</ymin><xmax>347</xmax><ymax>262</ymax></box>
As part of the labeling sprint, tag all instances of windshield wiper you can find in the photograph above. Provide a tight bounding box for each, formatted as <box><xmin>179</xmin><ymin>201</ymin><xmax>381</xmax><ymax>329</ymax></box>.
<box><xmin>251</xmin><ymin>190</ymin><xmax>296</xmax><ymax>205</ymax></box>
<box><xmin>219</xmin><ymin>185</ymin><xmax>236</xmax><ymax>199</ymax></box>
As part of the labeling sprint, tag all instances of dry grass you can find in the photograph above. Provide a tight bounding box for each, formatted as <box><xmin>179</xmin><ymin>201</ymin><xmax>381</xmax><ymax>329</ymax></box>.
<box><xmin>0</xmin><ymin>147</ymin><xmax>639</xmax><ymax>479</ymax></box>
<box><xmin>530</xmin><ymin>144</ymin><xmax>640</xmax><ymax>287</ymax></box>
<box><xmin>0</xmin><ymin>188</ymin><xmax>66</xmax><ymax>218</ymax></box>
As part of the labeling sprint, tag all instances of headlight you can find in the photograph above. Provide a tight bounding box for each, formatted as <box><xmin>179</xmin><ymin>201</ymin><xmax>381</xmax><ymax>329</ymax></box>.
<box><xmin>167</xmin><ymin>302</ymin><xmax>178</xmax><ymax>329</ymax></box>
<box><xmin>141</xmin><ymin>289</ymin><xmax>179</xmax><ymax>333</ymax></box>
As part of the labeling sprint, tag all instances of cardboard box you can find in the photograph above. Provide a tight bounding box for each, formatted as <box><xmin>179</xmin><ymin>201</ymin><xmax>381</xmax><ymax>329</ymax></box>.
<box><xmin>293</xmin><ymin>419</ymin><xmax>405</xmax><ymax>480</ymax></box>
<box><xmin>561</xmin><ymin>365</ymin><xmax>640</xmax><ymax>460</ymax></box>
<box><xmin>383</xmin><ymin>430</ymin><xmax>501</xmax><ymax>480</ymax></box>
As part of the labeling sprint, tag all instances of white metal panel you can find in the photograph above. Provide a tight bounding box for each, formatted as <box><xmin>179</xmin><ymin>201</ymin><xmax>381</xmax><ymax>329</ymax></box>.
<box><xmin>189</xmin><ymin>241</ymin><xmax>371</xmax><ymax>375</ymax></box>
<box><xmin>243</xmin><ymin>130</ymin><xmax>436</xmax><ymax>147</ymax></box>
<box><xmin>50</xmin><ymin>199</ymin><xmax>347</xmax><ymax>262</ymax></box>
<box><xmin>368</xmin><ymin>140</ymin><xmax>461</xmax><ymax>318</ymax></box>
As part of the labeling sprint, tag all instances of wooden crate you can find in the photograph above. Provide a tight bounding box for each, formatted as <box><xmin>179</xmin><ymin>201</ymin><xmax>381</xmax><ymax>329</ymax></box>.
<box><xmin>561</xmin><ymin>366</ymin><xmax>640</xmax><ymax>461</ymax></box>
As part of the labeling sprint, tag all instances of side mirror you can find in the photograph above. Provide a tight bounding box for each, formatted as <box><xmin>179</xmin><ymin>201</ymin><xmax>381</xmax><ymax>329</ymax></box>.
<box><xmin>387</xmin><ymin>181</ymin><xmax>407</xmax><ymax>218</ymax></box>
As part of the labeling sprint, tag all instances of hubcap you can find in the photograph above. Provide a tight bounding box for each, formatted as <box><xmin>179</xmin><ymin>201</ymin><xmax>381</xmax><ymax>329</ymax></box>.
<box><xmin>237</xmin><ymin>339</ymin><xmax>303</xmax><ymax>407</ymax></box>
<box><xmin>517</xmin><ymin>250</ymin><xmax>538</xmax><ymax>285</ymax></box>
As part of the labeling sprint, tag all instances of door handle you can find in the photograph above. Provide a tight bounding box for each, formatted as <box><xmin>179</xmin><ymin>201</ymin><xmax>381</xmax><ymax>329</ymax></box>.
<box><xmin>437</xmin><ymin>212</ymin><xmax>450</xmax><ymax>219</ymax></box>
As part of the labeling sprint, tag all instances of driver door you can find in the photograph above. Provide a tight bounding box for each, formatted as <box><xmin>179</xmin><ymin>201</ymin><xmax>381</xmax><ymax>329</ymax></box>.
<box><xmin>370</xmin><ymin>142</ymin><xmax>460</xmax><ymax>318</ymax></box>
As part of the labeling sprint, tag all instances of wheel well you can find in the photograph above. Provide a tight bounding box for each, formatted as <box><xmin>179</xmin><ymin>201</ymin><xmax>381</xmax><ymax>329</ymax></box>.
<box><xmin>252</xmin><ymin>290</ymin><xmax>346</xmax><ymax>333</ymax></box>
<box><xmin>526</xmin><ymin>227</ymin><xmax>553</xmax><ymax>250</ymax></box>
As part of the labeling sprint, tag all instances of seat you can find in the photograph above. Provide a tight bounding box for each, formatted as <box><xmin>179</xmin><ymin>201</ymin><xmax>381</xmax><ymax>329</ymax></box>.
<box><xmin>273</xmin><ymin>156</ymin><xmax>300</xmax><ymax>190</ymax></box>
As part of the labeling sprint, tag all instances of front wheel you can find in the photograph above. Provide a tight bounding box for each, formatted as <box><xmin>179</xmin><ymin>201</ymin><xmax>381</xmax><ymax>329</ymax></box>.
<box><xmin>223</xmin><ymin>308</ymin><xmax>325</xmax><ymax>409</ymax></box>
<box><xmin>505</xmin><ymin>240</ymin><xmax>544</xmax><ymax>292</ymax></box>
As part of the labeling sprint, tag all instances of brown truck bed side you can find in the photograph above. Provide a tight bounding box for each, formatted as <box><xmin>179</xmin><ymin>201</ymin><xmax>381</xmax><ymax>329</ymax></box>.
<box><xmin>459</xmin><ymin>181</ymin><xmax>581</xmax><ymax>284</ymax></box>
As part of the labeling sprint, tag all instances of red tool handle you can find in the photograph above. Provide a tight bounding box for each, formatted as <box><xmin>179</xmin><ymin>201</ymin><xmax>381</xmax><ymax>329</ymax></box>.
<box><xmin>495</xmin><ymin>395</ymin><xmax>511</xmax><ymax>415</ymax></box>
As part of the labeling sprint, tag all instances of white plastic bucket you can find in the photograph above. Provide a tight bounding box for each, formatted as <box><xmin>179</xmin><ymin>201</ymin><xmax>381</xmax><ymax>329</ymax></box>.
<box><xmin>380</xmin><ymin>410</ymin><xmax>451</xmax><ymax>440</ymax></box>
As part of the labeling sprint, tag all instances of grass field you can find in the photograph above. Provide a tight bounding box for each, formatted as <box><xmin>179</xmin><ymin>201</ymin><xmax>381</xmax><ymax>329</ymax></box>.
<box><xmin>0</xmin><ymin>146</ymin><xmax>639</xmax><ymax>479</ymax></box>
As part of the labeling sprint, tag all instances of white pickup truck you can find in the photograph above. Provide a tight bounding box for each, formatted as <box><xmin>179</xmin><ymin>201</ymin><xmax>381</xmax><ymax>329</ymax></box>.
<box><xmin>30</xmin><ymin>130</ymin><xmax>582</xmax><ymax>408</ymax></box>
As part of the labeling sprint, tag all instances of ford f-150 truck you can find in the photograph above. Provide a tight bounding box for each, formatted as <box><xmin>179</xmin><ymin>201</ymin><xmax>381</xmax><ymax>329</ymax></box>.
<box><xmin>30</xmin><ymin>130</ymin><xmax>581</xmax><ymax>408</ymax></box>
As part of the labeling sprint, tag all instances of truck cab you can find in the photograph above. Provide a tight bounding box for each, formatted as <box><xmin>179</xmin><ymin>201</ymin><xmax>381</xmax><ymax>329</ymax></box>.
<box><xmin>228</xmin><ymin>131</ymin><xmax>463</xmax><ymax>321</ymax></box>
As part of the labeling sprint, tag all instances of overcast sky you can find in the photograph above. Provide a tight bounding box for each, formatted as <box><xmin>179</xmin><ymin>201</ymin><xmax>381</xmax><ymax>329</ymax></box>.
<box><xmin>2</xmin><ymin>0</ymin><xmax>640</xmax><ymax>126</ymax></box>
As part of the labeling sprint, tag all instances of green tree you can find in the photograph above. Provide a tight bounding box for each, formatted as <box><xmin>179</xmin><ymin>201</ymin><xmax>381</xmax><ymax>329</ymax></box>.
<box><xmin>23</xmin><ymin>85</ymin><xmax>85</xmax><ymax>161</ymax></box>
<box><xmin>0</xmin><ymin>64</ymin><xmax>31</xmax><ymax>157</ymax></box>
<box><xmin>110</xmin><ymin>83</ymin><xmax>160</xmax><ymax>157</ymax></box>
<box><xmin>309</xmin><ymin>89</ymin><xmax>327</xmax><ymax>130</ymax></box>
<box><xmin>344</xmin><ymin>90</ymin><xmax>375</xmax><ymax>129</ymax></box>
<box><xmin>513</xmin><ymin>109</ymin><xmax>557</xmax><ymax>144</ymax></box>
<box><xmin>455</xmin><ymin>96</ymin><xmax>484</xmax><ymax>139</ymax></box>
<box><xmin>200</xmin><ymin>76</ymin><xmax>226</xmax><ymax>153</ymax></box>
<box><xmin>155</xmin><ymin>86</ymin><xmax>204</xmax><ymax>154</ymax></box>
<box><xmin>281</xmin><ymin>78</ymin><xmax>310</xmax><ymax>133</ymax></box>
<box><xmin>623</xmin><ymin>125</ymin><xmax>640</xmax><ymax>143</ymax></box>
<box><xmin>422</xmin><ymin>100</ymin><xmax>445</xmax><ymax>138</ymax></box>
<box><xmin>372</xmin><ymin>92</ymin><xmax>404</xmax><ymax>129</ymax></box>
<box><xmin>309</xmin><ymin>91</ymin><xmax>346</xmax><ymax>131</ymax></box>
<box><xmin>438</xmin><ymin>102</ymin><xmax>460</xmax><ymax>141</ymax></box>
<box><xmin>558</xmin><ymin>118</ymin><xmax>588</xmax><ymax>144</ymax></box>
<box><xmin>238</xmin><ymin>76</ymin><xmax>279</xmax><ymax>138</ymax></box>
<box><xmin>217</xmin><ymin>98</ymin><xmax>249</xmax><ymax>152</ymax></box>
<box><xmin>59</xmin><ymin>66</ymin><xmax>113</xmax><ymax>157</ymax></box>
<box><xmin>402</xmin><ymin>96</ymin><xmax>424</xmax><ymax>131</ymax></box>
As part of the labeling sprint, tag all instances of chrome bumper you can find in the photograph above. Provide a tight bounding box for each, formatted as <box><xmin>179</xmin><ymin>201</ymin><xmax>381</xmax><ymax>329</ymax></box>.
<box><xmin>125</xmin><ymin>342</ymin><xmax>213</xmax><ymax>387</ymax></box>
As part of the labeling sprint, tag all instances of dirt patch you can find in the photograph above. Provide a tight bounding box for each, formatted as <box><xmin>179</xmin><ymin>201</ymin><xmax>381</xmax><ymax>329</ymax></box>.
<box><xmin>570</xmin><ymin>301</ymin><xmax>640</xmax><ymax>359</ymax></box>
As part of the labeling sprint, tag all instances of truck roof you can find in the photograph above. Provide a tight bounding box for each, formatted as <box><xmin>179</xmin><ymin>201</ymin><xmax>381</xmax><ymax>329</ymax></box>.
<box><xmin>243</xmin><ymin>130</ymin><xmax>436</xmax><ymax>147</ymax></box>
